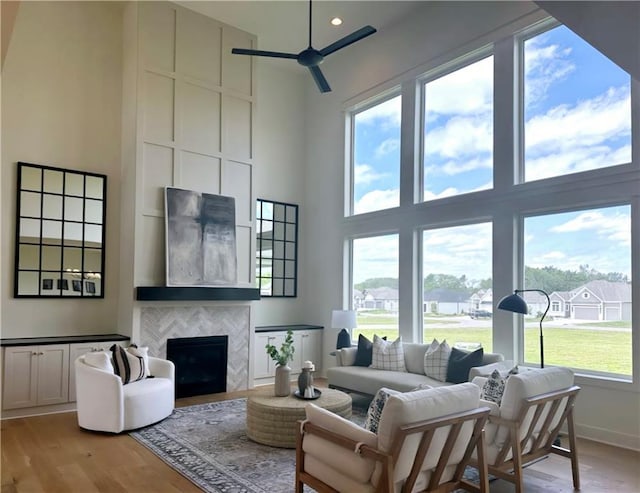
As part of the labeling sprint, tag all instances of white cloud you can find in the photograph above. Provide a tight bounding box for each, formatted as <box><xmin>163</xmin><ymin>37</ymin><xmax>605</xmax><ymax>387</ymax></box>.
<box><xmin>524</xmin><ymin>35</ymin><xmax>575</xmax><ymax>108</ymax></box>
<box><xmin>550</xmin><ymin>210</ymin><xmax>630</xmax><ymax>246</ymax></box>
<box><xmin>375</xmin><ymin>138</ymin><xmax>400</xmax><ymax>158</ymax></box>
<box><xmin>424</xmin><ymin>114</ymin><xmax>492</xmax><ymax>159</ymax></box>
<box><xmin>355</xmin><ymin>95</ymin><xmax>401</xmax><ymax>128</ymax></box>
<box><xmin>354</xmin><ymin>189</ymin><xmax>399</xmax><ymax>215</ymax></box>
<box><xmin>426</xmin><ymin>156</ymin><xmax>492</xmax><ymax>177</ymax></box>
<box><xmin>354</xmin><ymin>164</ymin><xmax>389</xmax><ymax>186</ymax></box>
<box><xmin>353</xmin><ymin>234</ymin><xmax>399</xmax><ymax>282</ymax></box>
<box><xmin>423</xmin><ymin>187</ymin><xmax>460</xmax><ymax>201</ymax></box>
<box><xmin>526</xmin><ymin>86</ymin><xmax>631</xmax><ymax>154</ymax></box>
<box><xmin>425</xmin><ymin>56</ymin><xmax>493</xmax><ymax>116</ymax></box>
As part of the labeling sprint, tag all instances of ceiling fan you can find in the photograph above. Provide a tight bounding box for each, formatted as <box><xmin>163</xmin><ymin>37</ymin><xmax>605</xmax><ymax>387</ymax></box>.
<box><xmin>231</xmin><ymin>0</ymin><xmax>376</xmax><ymax>93</ymax></box>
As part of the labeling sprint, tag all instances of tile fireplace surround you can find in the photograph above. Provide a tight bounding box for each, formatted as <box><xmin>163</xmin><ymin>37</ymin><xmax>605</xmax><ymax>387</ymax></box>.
<box><xmin>140</xmin><ymin>305</ymin><xmax>250</xmax><ymax>392</ymax></box>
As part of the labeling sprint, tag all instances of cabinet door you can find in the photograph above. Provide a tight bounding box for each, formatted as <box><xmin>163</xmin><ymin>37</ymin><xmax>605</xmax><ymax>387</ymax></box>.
<box><xmin>2</xmin><ymin>346</ymin><xmax>38</xmax><ymax>409</ymax></box>
<box><xmin>300</xmin><ymin>331</ymin><xmax>322</xmax><ymax>372</ymax></box>
<box><xmin>255</xmin><ymin>332</ymin><xmax>285</xmax><ymax>378</ymax></box>
<box><xmin>37</xmin><ymin>344</ymin><xmax>69</xmax><ymax>406</ymax></box>
<box><xmin>68</xmin><ymin>343</ymin><xmax>100</xmax><ymax>402</ymax></box>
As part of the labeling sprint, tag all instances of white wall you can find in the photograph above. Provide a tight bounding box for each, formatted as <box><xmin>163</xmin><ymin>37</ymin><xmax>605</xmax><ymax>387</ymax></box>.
<box><xmin>252</xmin><ymin>61</ymin><xmax>309</xmax><ymax>326</ymax></box>
<box><xmin>1</xmin><ymin>1</ymin><xmax>123</xmax><ymax>337</ymax></box>
<box><xmin>301</xmin><ymin>1</ymin><xmax>640</xmax><ymax>449</ymax></box>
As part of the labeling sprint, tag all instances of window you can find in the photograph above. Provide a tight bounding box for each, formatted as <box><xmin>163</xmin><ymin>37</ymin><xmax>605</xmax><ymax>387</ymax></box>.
<box><xmin>423</xmin><ymin>56</ymin><xmax>493</xmax><ymax>201</ymax></box>
<box><xmin>352</xmin><ymin>234</ymin><xmax>399</xmax><ymax>340</ymax></box>
<box><xmin>422</xmin><ymin>223</ymin><xmax>493</xmax><ymax>351</ymax></box>
<box><xmin>523</xmin><ymin>205</ymin><xmax>631</xmax><ymax>376</ymax></box>
<box><xmin>522</xmin><ymin>25</ymin><xmax>631</xmax><ymax>182</ymax></box>
<box><xmin>351</xmin><ymin>95</ymin><xmax>401</xmax><ymax>215</ymax></box>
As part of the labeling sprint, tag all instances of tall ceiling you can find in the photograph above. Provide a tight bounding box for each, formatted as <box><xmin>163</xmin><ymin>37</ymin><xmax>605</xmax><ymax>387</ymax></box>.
<box><xmin>178</xmin><ymin>1</ymin><xmax>427</xmax><ymax>70</ymax></box>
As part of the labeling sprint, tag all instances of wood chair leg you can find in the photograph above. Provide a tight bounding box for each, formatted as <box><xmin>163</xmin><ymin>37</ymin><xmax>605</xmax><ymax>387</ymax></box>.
<box><xmin>510</xmin><ymin>430</ymin><xmax>525</xmax><ymax>493</ymax></box>
<box><xmin>567</xmin><ymin>410</ymin><xmax>580</xmax><ymax>490</ymax></box>
<box><xmin>476</xmin><ymin>430</ymin><xmax>490</xmax><ymax>493</ymax></box>
<box><xmin>296</xmin><ymin>423</ymin><xmax>304</xmax><ymax>493</ymax></box>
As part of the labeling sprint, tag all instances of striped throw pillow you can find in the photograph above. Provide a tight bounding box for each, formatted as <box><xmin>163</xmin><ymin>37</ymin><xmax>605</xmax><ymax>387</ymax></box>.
<box><xmin>110</xmin><ymin>344</ymin><xmax>148</xmax><ymax>384</ymax></box>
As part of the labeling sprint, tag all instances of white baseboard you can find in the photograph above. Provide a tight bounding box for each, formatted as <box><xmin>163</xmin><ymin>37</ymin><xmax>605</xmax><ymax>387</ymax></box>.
<box><xmin>1</xmin><ymin>402</ymin><xmax>76</xmax><ymax>420</ymax></box>
<box><xmin>576</xmin><ymin>422</ymin><xmax>640</xmax><ymax>451</ymax></box>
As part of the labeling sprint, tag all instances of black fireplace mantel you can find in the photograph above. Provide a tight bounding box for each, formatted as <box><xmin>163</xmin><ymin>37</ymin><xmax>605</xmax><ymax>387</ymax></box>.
<box><xmin>135</xmin><ymin>286</ymin><xmax>260</xmax><ymax>301</ymax></box>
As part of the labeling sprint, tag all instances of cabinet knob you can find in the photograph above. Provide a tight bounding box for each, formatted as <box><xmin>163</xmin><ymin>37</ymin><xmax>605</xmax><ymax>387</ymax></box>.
<box><xmin>39</xmin><ymin>352</ymin><xmax>44</xmax><ymax>356</ymax></box>
<box><xmin>32</xmin><ymin>352</ymin><xmax>37</xmax><ymax>356</ymax></box>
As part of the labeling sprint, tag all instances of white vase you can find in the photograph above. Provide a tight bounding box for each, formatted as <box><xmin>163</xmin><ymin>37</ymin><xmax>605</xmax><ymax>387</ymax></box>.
<box><xmin>274</xmin><ymin>364</ymin><xmax>291</xmax><ymax>396</ymax></box>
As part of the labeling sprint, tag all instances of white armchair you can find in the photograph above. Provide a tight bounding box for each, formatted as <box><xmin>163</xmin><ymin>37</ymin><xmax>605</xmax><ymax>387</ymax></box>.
<box><xmin>75</xmin><ymin>354</ymin><xmax>175</xmax><ymax>433</ymax></box>
<box><xmin>296</xmin><ymin>383</ymin><xmax>491</xmax><ymax>493</ymax></box>
<box><xmin>469</xmin><ymin>367</ymin><xmax>580</xmax><ymax>493</ymax></box>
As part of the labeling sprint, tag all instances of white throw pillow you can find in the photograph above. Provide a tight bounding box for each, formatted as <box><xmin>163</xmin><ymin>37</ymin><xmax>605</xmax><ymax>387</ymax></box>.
<box><xmin>83</xmin><ymin>351</ymin><xmax>114</xmax><ymax>373</ymax></box>
<box><xmin>423</xmin><ymin>339</ymin><xmax>451</xmax><ymax>382</ymax></box>
<box><xmin>127</xmin><ymin>345</ymin><xmax>151</xmax><ymax>377</ymax></box>
<box><xmin>370</xmin><ymin>335</ymin><xmax>406</xmax><ymax>372</ymax></box>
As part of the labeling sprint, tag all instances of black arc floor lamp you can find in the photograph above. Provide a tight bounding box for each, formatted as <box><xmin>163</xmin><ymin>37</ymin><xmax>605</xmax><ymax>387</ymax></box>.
<box><xmin>497</xmin><ymin>289</ymin><xmax>550</xmax><ymax>368</ymax></box>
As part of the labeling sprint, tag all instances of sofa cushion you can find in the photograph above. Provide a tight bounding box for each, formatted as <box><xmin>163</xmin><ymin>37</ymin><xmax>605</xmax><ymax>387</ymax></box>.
<box><xmin>446</xmin><ymin>347</ymin><xmax>484</xmax><ymax>384</ymax></box>
<box><xmin>403</xmin><ymin>341</ymin><xmax>434</xmax><ymax>374</ymax></box>
<box><xmin>328</xmin><ymin>366</ymin><xmax>450</xmax><ymax>396</ymax></box>
<box><xmin>371</xmin><ymin>336</ymin><xmax>406</xmax><ymax>372</ymax></box>
<box><xmin>424</xmin><ymin>340</ymin><xmax>451</xmax><ymax>382</ymax></box>
<box><xmin>364</xmin><ymin>387</ymin><xmax>400</xmax><ymax>434</ymax></box>
<box><xmin>354</xmin><ymin>334</ymin><xmax>376</xmax><ymax>367</ymax></box>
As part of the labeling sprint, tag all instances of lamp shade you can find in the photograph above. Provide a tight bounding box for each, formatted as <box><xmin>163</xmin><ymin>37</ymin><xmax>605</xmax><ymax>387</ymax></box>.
<box><xmin>331</xmin><ymin>310</ymin><xmax>357</xmax><ymax>329</ymax></box>
<box><xmin>497</xmin><ymin>292</ymin><xmax>529</xmax><ymax>314</ymax></box>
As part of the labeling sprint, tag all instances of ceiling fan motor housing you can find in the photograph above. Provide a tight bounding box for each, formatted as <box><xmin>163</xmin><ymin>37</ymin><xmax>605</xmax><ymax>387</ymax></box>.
<box><xmin>297</xmin><ymin>48</ymin><xmax>324</xmax><ymax>67</ymax></box>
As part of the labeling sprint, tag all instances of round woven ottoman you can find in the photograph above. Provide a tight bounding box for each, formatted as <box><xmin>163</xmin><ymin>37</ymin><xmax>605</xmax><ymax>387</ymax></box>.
<box><xmin>246</xmin><ymin>387</ymin><xmax>352</xmax><ymax>448</ymax></box>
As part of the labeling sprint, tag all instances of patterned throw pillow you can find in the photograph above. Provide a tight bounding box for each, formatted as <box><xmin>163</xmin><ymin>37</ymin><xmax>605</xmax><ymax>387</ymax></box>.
<box><xmin>480</xmin><ymin>369</ymin><xmax>506</xmax><ymax>405</ymax></box>
<box><xmin>364</xmin><ymin>387</ymin><xmax>400</xmax><ymax>434</ymax></box>
<box><xmin>110</xmin><ymin>344</ymin><xmax>148</xmax><ymax>384</ymax></box>
<box><xmin>370</xmin><ymin>336</ymin><xmax>406</xmax><ymax>372</ymax></box>
<box><xmin>480</xmin><ymin>366</ymin><xmax>520</xmax><ymax>405</ymax></box>
<box><xmin>423</xmin><ymin>339</ymin><xmax>451</xmax><ymax>382</ymax></box>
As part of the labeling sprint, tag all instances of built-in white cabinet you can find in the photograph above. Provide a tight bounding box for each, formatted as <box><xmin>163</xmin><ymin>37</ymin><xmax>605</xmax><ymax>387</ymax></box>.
<box><xmin>2</xmin><ymin>335</ymin><xmax>129</xmax><ymax>413</ymax></box>
<box><xmin>3</xmin><ymin>344</ymin><xmax>69</xmax><ymax>410</ymax></box>
<box><xmin>253</xmin><ymin>326</ymin><xmax>323</xmax><ymax>383</ymax></box>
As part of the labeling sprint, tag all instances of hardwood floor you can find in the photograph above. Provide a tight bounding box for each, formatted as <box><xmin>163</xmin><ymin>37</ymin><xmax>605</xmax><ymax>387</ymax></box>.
<box><xmin>2</xmin><ymin>382</ymin><xmax>638</xmax><ymax>493</ymax></box>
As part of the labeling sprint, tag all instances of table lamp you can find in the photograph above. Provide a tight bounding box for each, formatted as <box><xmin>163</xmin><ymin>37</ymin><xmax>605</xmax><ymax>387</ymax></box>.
<box><xmin>331</xmin><ymin>309</ymin><xmax>357</xmax><ymax>349</ymax></box>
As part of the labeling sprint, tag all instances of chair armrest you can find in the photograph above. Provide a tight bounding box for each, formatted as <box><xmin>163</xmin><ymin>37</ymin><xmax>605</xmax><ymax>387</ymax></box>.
<box><xmin>75</xmin><ymin>358</ymin><xmax>125</xmax><ymax>432</ymax></box>
<box><xmin>469</xmin><ymin>360</ymin><xmax>513</xmax><ymax>381</ymax></box>
<box><xmin>149</xmin><ymin>357</ymin><xmax>175</xmax><ymax>382</ymax></box>
<box><xmin>336</xmin><ymin>347</ymin><xmax>358</xmax><ymax>366</ymax></box>
<box><xmin>479</xmin><ymin>398</ymin><xmax>501</xmax><ymax>417</ymax></box>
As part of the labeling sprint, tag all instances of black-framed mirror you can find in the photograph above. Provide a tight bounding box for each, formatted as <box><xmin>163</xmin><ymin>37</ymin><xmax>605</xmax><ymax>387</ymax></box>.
<box><xmin>256</xmin><ymin>199</ymin><xmax>298</xmax><ymax>297</ymax></box>
<box><xmin>14</xmin><ymin>162</ymin><xmax>107</xmax><ymax>298</ymax></box>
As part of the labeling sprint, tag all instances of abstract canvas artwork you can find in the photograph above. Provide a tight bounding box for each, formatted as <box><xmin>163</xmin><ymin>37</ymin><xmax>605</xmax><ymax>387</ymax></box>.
<box><xmin>165</xmin><ymin>187</ymin><xmax>237</xmax><ymax>286</ymax></box>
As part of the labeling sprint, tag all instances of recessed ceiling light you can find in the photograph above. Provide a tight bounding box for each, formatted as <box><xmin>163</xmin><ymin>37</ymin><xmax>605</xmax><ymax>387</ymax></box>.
<box><xmin>330</xmin><ymin>17</ymin><xmax>343</xmax><ymax>26</ymax></box>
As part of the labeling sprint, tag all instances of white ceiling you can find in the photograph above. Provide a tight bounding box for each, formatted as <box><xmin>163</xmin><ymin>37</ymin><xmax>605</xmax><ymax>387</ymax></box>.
<box><xmin>177</xmin><ymin>1</ymin><xmax>427</xmax><ymax>70</ymax></box>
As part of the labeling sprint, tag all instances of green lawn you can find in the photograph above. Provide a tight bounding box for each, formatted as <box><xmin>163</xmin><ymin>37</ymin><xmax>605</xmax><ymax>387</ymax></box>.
<box><xmin>353</xmin><ymin>318</ymin><xmax>632</xmax><ymax>376</ymax></box>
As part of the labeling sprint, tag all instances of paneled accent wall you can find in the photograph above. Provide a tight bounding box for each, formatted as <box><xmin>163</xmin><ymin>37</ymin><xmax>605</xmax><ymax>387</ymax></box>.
<box><xmin>134</xmin><ymin>1</ymin><xmax>256</xmax><ymax>287</ymax></box>
<box><xmin>140</xmin><ymin>305</ymin><xmax>250</xmax><ymax>391</ymax></box>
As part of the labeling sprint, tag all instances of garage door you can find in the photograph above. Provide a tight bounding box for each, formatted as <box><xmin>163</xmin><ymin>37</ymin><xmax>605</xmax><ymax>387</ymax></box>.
<box><xmin>605</xmin><ymin>307</ymin><xmax>620</xmax><ymax>321</ymax></box>
<box><xmin>573</xmin><ymin>306</ymin><xmax>599</xmax><ymax>320</ymax></box>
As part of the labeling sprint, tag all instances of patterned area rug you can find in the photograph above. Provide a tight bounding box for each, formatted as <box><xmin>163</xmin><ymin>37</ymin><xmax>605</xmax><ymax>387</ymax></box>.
<box><xmin>130</xmin><ymin>398</ymin><xmax>483</xmax><ymax>492</ymax></box>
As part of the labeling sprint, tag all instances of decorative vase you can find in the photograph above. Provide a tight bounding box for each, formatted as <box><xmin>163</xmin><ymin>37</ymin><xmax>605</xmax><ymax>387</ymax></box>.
<box><xmin>274</xmin><ymin>364</ymin><xmax>291</xmax><ymax>396</ymax></box>
<box><xmin>298</xmin><ymin>368</ymin><xmax>314</xmax><ymax>396</ymax></box>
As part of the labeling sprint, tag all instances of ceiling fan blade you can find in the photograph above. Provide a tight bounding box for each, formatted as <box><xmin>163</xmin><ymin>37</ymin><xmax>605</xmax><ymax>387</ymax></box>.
<box><xmin>309</xmin><ymin>66</ymin><xmax>331</xmax><ymax>93</ymax></box>
<box><xmin>319</xmin><ymin>25</ymin><xmax>377</xmax><ymax>57</ymax></box>
<box><xmin>231</xmin><ymin>48</ymin><xmax>298</xmax><ymax>60</ymax></box>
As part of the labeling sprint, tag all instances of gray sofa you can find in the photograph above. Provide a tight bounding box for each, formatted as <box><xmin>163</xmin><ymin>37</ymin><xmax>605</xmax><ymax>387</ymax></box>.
<box><xmin>327</xmin><ymin>342</ymin><xmax>504</xmax><ymax>397</ymax></box>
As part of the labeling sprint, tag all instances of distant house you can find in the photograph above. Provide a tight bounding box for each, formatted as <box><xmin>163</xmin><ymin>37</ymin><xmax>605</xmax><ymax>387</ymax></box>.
<box><xmin>549</xmin><ymin>290</ymin><xmax>573</xmax><ymax>318</ymax></box>
<box><xmin>423</xmin><ymin>289</ymin><xmax>470</xmax><ymax>314</ymax></box>
<box><xmin>566</xmin><ymin>280</ymin><xmax>631</xmax><ymax>321</ymax></box>
<box><xmin>520</xmin><ymin>290</ymin><xmax>550</xmax><ymax>317</ymax></box>
<box><xmin>469</xmin><ymin>288</ymin><xmax>493</xmax><ymax>313</ymax></box>
<box><xmin>362</xmin><ymin>287</ymin><xmax>399</xmax><ymax>312</ymax></box>
<box><xmin>353</xmin><ymin>288</ymin><xmax>364</xmax><ymax>310</ymax></box>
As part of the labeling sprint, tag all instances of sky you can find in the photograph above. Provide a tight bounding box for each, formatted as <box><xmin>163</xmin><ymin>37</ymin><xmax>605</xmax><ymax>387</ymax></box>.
<box><xmin>351</xmin><ymin>25</ymin><xmax>632</xmax><ymax>284</ymax></box>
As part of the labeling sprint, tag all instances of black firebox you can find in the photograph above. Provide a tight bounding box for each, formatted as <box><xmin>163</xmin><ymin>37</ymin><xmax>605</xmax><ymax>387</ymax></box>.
<box><xmin>166</xmin><ymin>335</ymin><xmax>228</xmax><ymax>398</ymax></box>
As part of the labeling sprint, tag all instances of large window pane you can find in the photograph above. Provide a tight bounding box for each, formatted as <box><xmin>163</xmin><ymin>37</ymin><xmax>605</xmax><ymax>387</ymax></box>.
<box><xmin>352</xmin><ymin>234</ymin><xmax>399</xmax><ymax>340</ymax></box>
<box><xmin>523</xmin><ymin>206</ymin><xmax>631</xmax><ymax>376</ymax></box>
<box><xmin>352</xmin><ymin>96</ymin><xmax>401</xmax><ymax>215</ymax></box>
<box><xmin>523</xmin><ymin>25</ymin><xmax>631</xmax><ymax>181</ymax></box>
<box><xmin>423</xmin><ymin>56</ymin><xmax>493</xmax><ymax>201</ymax></box>
<box><xmin>422</xmin><ymin>223</ymin><xmax>493</xmax><ymax>351</ymax></box>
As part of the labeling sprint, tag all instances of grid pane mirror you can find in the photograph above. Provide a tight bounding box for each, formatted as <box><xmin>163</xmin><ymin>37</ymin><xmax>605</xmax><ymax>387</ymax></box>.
<box><xmin>256</xmin><ymin>199</ymin><xmax>298</xmax><ymax>297</ymax></box>
<box><xmin>14</xmin><ymin>162</ymin><xmax>107</xmax><ymax>298</ymax></box>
